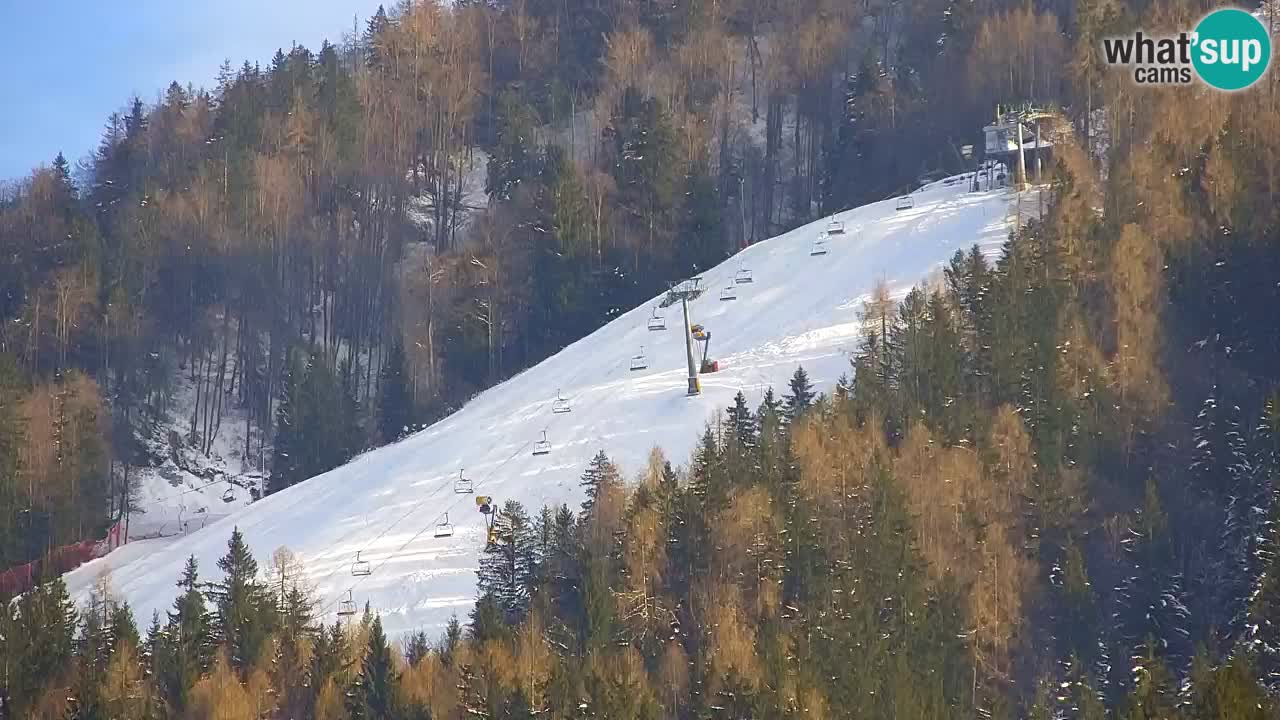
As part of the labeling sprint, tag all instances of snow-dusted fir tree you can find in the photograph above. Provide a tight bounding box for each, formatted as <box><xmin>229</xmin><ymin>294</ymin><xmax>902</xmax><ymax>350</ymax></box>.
<box><xmin>1246</xmin><ymin>395</ymin><xmax>1280</xmax><ymax>687</ymax></box>
<box><xmin>1190</xmin><ymin>386</ymin><xmax>1260</xmax><ymax>637</ymax></box>
<box><xmin>1113</xmin><ymin>479</ymin><xmax>1192</xmax><ymax>688</ymax></box>
<box><xmin>477</xmin><ymin>500</ymin><xmax>537</xmax><ymax>623</ymax></box>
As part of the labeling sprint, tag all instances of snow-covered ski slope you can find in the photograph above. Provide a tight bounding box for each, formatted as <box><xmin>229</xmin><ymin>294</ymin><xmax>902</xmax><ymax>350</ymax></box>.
<box><xmin>67</xmin><ymin>174</ymin><xmax>1015</xmax><ymax>639</ymax></box>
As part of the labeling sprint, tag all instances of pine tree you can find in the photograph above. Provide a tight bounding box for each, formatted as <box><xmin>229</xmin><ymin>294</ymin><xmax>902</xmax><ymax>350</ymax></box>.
<box><xmin>270</xmin><ymin>350</ymin><xmax>304</xmax><ymax>494</ymax></box>
<box><xmin>404</xmin><ymin>631</ymin><xmax>430</xmax><ymax>667</ymax></box>
<box><xmin>468</xmin><ymin>593</ymin><xmax>509</xmax><ymax>645</ymax></box>
<box><xmin>110</xmin><ymin>602</ymin><xmax>140</xmax><ymax>655</ymax></box>
<box><xmin>76</xmin><ymin>584</ymin><xmax>113</xmax><ymax>720</ymax></box>
<box><xmin>1196</xmin><ymin>649</ymin><xmax>1273</xmax><ymax>719</ymax></box>
<box><xmin>309</xmin><ymin>622</ymin><xmax>348</xmax><ymax>715</ymax></box>
<box><xmin>4</xmin><ymin>578</ymin><xmax>77</xmax><ymax>716</ymax></box>
<box><xmin>339</xmin><ymin>355</ymin><xmax>363</xmax><ymax>460</ymax></box>
<box><xmin>348</xmin><ymin>616</ymin><xmax>399</xmax><ymax>720</ymax></box>
<box><xmin>378</xmin><ymin>341</ymin><xmax>413</xmax><ymax>443</ymax></box>
<box><xmin>441</xmin><ymin>615</ymin><xmax>462</xmax><ymax>668</ymax></box>
<box><xmin>477</xmin><ymin>501</ymin><xmax>537</xmax><ymax>623</ymax></box>
<box><xmin>209</xmin><ymin>529</ymin><xmax>275</xmax><ymax>672</ymax></box>
<box><xmin>1249</xmin><ymin>494</ymin><xmax>1280</xmax><ymax>685</ymax></box>
<box><xmin>677</xmin><ymin>161</ymin><xmax>724</xmax><ymax>274</ymax></box>
<box><xmin>725</xmin><ymin>391</ymin><xmax>758</xmax><ymax>453</ymax></box>
<box><xmin>364</xmin><ymin>5</ymin><xmax>391</xmax><ymax>68</ymax></box>
<box><xmin>457</xmin><ymin>662</ymin><xmax>493</xmax><ymax>720</ymax></box>
<box><xmin>163</xmin><ymin>555</ymin><xmax>213</xmax><ymax>711</ymax></box>
<box><xmin>298</xmin><ymin>351</ymin><xmax>350</xmax><ymax>478</ymax></box>
<box><xmin>486</xmin><ymin>92</ymin><xmax>540</xmax><ymax>200</ymax></box>
<box><xmin>142</xmin><ymin>612</ymin><xmax>167</xmax><ymax>719</ymax></box>
<box><xmin>1192</xmin><ymin>387</ymin><xmax>1260</xmax><ymax>634</ymax></box>
<box><xmin>1116</xmin><ymin>480</ymin><xmax>1192</xmax><ymax>683</ymax></box>
<box><xmin>783</xmin><ymin>365</ymin><xmax>816</xmax><ymax>422</ymax></box>
<box><xmin>1120</xmin><ymin>639</ymin><xmax>1182</xmax><ymax>720</ymax></box>
<box><xmin>579</xmin><ymin>450</ymin><xmax>620</xmax><ymax>517</ymax></box>
<box><xmin>606</xmin><ymin>86</ymin><xmax>679</xmax><ymax>277</ymax></box>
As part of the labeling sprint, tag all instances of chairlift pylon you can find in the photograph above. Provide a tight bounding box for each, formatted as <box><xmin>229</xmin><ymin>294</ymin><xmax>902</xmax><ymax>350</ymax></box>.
<box><xmin>630</xmin><ymin>346</ymin><xmax>649</xmax><ymax>371</ymax></box>
<box><xmin>719</xmin><ymin>284</ymin><xmax>738</xmax><ymax>301</ymax></box>
<box><xmin>434</xmin><ymin>513</ymin><xmax>454</xmax><ymax>538</ymax></box>
<box><xmin>337</xmin><ymin>590</ymin><xmax>357</xmax><ymax>617</ymax></box>
<box><xmin>532</xmin><ymin>430</ymin><xmax>551</xmax><ymax>456</ymax></box>
<box><xmin>454</xmin><ymin>469</ymin><xmax>474</xmax><ymax>494</ymax></box>
<box><xmin>351</xmin><ymin>551</ymin><xmax>372</xmax><ymax>577</ymax></box>
<box><xmin>647</xmin><ymin>306</ymin><xmax>666</xmax><ymax>331</ymax></box>
<box><xmin>734</xmin><ymin>267</ymin><xmax>753</xmax><ymax>284</ymax></box>
<box><xmin>552</xmin><ymin>389</ymin><xmax>572</xmax><ymax>414</ymax></box>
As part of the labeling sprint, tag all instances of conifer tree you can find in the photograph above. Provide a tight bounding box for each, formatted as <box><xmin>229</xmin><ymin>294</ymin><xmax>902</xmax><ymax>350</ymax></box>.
<box><xmin>364</xmin><ymin>5</ymin><xmax>391</xmax><ymax>68</ymax></box>
<box><xmin>477</xmin><ymin>501</ymin><xmax>537</xmax><ymax>623</ymax></box>
<box><xmin>468</xmin><ymin>593</ymin><xmax>510</xmax><ymax>645</ymax></box>
<box><xmin>378</xmin><ymin>341</ymin><xmax>413</xmax><ymax>444</ymax></box>
<box><xmin>1120</xmin><ymin>639</ymin><xmax>1182</xmax><ymax>720</ymax></box>
<box><xmin>486</xmin><ymin>92</ymin><xmax>539</xmax><ymax>200</ymax></box>
<box><xmin>725</xmin><ymin>391</ymin><xmax>758</xmax><ymax>453</ymax></box>
<box><xmin>1192</xmin><ymin>387</ymin><xmax>1260</xmax><ymax>633</ymax></box>
<box><xmin>308</xmin><ymin>622</ymin><xmax>347</xmax><ymax>716</ymax></box>
<box><xmin>162</xmin><ymin>555</ymin><xmax>213</xmax><ymax>711</ymax></box>
<box><xmin>783</xmin><ymin>366</ymin><xmax>816</xmax><ymax>422</ymax></box>
<box><xmin>441</xmin><ymin>615</ymin><xmax>462</xmax><ymax>668</ymax></box>
<box><xmin>348</xmin><ymin>616</ymin><xmax>399</xmax><ymax>720</ymax></box>
<box><xmin>270</xmin><ymin>351</ymin><xmax>304</xmax><ymax>494</ymax></box>
<box><xmin>677</xmin><ymin>162</ymin><xmax>724</xmax><ymax>274</ymax></box>
<box><xmin>404</xmin><ymin>632</ymin><xmax>429</xmax><ymax>668</ymax></box>
<box><xmin>209</xmin><ymin>529</ymin><xmax>275</xmax><ymax>672</ymax></box>
<box><xmin>110</xmin><ymin>602</ymin><xmax>140</xmax><ymax>656</ymax></box>
<box><xmin>339</xmin><ymin>355</ymin><xmax>363</xmax><ymax>459</ymax></box>
<box><xmin>579</xmin><ymin>451</ymin><xmax>620</xmax><ymax>518</ymax></box>
<box><xmin>4</xmin><ymin>578</ymin><xmax>77</xmax><ymax>716</ymax></box>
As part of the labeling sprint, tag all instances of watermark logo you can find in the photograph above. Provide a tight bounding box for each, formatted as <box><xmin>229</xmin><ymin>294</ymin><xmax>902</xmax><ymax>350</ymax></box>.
<box><xmin>1103</xmin><ymin>7</ymin><xmax>1272</xmax><ymax>90</ymax></box>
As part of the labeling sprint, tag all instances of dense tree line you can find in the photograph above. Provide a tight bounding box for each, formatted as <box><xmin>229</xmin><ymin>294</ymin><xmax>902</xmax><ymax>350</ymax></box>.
<box><xmin>1</xmin><ymin>356</ymin><xmax>1277</xmax><ymax>718</ymax></box>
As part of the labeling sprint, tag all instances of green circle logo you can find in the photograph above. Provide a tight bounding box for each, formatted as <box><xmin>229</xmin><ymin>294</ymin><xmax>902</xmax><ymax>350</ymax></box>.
<box><xmin>1192</xmin><ymin>8</ymin><xmax>1272</xmax><ymax>91</ymax></box>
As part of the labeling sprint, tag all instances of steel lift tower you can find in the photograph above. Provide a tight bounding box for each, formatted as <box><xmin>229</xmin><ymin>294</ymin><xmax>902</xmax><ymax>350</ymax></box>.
<box><xmin>667</xmin><ymin>277</ymin><xmax>705</xmax><ymax>396</ymax></box>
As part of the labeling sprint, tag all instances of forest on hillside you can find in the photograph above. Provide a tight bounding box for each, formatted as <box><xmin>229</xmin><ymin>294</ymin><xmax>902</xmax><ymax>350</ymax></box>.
<box><xmin>5</xmin><ymin>0</ymin><xmax>1280</xmax><ymax>716</ymax></box>
<box><xmin>0</xmin><ymin>0</ymin><xmax>1117</xmax><ymax>567</ymax></box>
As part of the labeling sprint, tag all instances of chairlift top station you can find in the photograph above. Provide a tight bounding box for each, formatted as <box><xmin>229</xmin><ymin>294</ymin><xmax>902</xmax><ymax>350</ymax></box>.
<box><xmin>983</xmin><ymin>104</ymin><xmax>1056</xmax><ymax>186</ymax></box>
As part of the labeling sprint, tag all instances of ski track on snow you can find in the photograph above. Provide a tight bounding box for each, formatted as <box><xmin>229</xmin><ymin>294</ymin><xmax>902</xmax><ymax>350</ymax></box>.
<box><xmin>65</xmin><ymin>176</ymin><xmax>1016</xmax><ymax>640</ymax></box>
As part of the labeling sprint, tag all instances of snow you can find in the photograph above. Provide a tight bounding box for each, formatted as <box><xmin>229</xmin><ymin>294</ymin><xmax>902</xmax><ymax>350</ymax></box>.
<box><xmin>124</xmin><ymin>341</ymin><xmax>262</xmax><ymax>541</ymax></box>
<box><xmin>66</xmin><ymin>174</ymin><xmax>1016</xmax><ymax>640</ymax></box>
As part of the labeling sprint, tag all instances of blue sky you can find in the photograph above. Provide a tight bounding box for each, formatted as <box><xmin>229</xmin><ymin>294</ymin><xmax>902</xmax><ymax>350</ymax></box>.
<box><xmin>0</xmin><ymin>0</ymin><xmax>385</xmax><ymax>181</ymax></box>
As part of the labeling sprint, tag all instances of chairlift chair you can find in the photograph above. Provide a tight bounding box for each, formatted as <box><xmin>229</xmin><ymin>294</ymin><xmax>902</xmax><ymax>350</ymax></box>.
<box><xmin>647</xmin><ymin>306</ymin><xmax>666</xmax><ymax>331</ymax></box>
<box><xmin>454</xmin><ymin>469</ymin><xmax>474</xmax><ymax>494</ymax></box>
<box><xmin>552</xmin><ymin>389</ymin><xmax>572</xmax><ymax>414</ymax></box>
<box><xmin>895</xmin><ymin>195</ymin><xmax>914</xmax><ymax>211</ymax></box>
<box><xmin>337</xmin><ymin>590</ymin><xmax>357</xmax><ymax>617</ymax></box>
<box><xmin>734</xmin><ymin>267</ymin><xmax>754</xmax><ymax>284</ymax></box>
<box><xmin>630</xmin><ymin>347</ymin><xmax>648</xmax><ymax>371</ymax></box>
<box><xmin>719</xmin><ymin>284</ymin><xmax>738</xmax><ymax>301</ymax></box>
<box><xmin>221</xmin><ymin>487</ymin><xmax>235</xmax><ymax>503</ymax></box>
<box><xmin>532</xmin><ymin>431</ymin><xmax>552</xmax><ymax>456</ymax></box>
<box><xmin>810</xmin><ymin>237</ymin><xmax>829</xmax><ymax>256</ymax></box>
<box><xmin>351</xmin><ymin>551</ymin><xmax>372</xmax><ymax>577</ymax></box>
<box><xmin>826</xmin><ymin>219</ymin><xmax>846</xmax><ymax>236</ymax></box>
<box><xmin>434</xmin><ymin>513</ymin><xmax>454</xmax><ymax>538</ymax></box>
